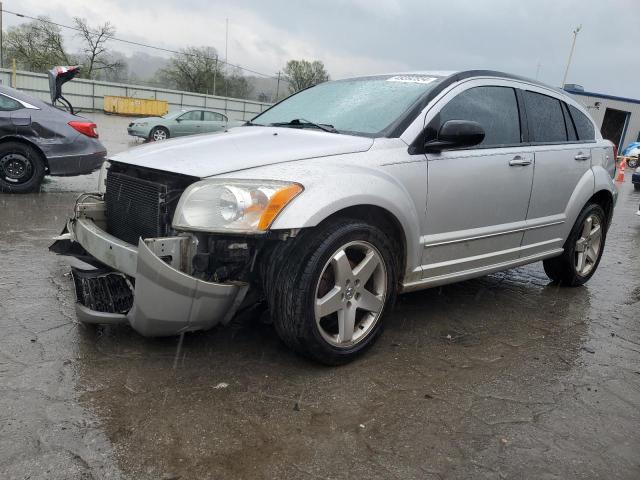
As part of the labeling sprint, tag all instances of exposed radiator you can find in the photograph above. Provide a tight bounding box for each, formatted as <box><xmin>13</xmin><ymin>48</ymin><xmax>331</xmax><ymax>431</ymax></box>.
<box><xmin>105</xmin><ymin>170</ymin><xmax>169</xmax><ymax>245</ymax></box>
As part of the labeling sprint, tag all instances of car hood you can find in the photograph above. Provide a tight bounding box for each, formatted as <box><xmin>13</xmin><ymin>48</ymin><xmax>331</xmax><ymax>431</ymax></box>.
<box><xmin>110</xmin><ymin>126</ymin><xmax>374</xmax><ymax>177</ymax></box>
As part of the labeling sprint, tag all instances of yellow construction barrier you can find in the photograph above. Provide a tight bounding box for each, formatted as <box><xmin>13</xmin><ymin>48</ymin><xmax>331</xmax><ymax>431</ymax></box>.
<box><xmin>103</xmin><ymin>96</ymin><xmax>168</xmax><ymax>116</ymax></box>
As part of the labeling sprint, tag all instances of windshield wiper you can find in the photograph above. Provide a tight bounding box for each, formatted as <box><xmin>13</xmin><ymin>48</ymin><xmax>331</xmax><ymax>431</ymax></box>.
<box><xmin>269</xmin><ymin>118</ymin><xmax>338</xmax><ymax>133</ymax></box>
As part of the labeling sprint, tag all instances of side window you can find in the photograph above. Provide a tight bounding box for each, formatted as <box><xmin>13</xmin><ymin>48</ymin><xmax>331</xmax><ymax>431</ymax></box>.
<box><xmin>179</xmin><ymin>110</ymin><xmax>202</xmax><ymax>121</ymax></box>
<box><xmin>0</xmin><ymin>94</ymin><xmax>22</xmax><ymax>111</ymax></box>
<box><xmin>561</xmin><ymin>102</ymin><xmax>578</xmax><ymax>141</ymax></box>
<box><xmin>523</xmin><ymin>91</ymin><xmax>567</xmax><ymax>143</ymax></box>
<box><xmin>203</xmin><ymin>111</ymin><xmax>225</xmax><ymax>121</ymax></box>
<box><xmin>436</xmin><ymin>86</ymin><xmax>521</xmax><ymax>147</ymax></box>
<box><xmin>568</xmin><ymin>105</ymin><xmax>596</xmax><ymax>141</ymax></box>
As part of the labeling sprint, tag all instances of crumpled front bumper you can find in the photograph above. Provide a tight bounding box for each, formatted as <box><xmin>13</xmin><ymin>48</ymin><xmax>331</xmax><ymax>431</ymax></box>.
<box><xmin>59</xmin><ymin>211</ymin><xmax>249</xmax><ymax>337</ymax></box>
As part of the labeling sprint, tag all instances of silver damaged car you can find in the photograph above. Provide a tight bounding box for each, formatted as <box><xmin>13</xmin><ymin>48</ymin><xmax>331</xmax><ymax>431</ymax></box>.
<box><xmin>52</xmin><ymin>70</ymin><xmax>617</xmax><ymax>364</ymax></box>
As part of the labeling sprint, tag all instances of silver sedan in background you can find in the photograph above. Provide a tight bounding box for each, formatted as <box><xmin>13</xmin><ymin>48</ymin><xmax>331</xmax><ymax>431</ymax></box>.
<box><xmin>127</xmin><ymin>108</ymin><xmax>244</xmax><ymax>141</ymax></box>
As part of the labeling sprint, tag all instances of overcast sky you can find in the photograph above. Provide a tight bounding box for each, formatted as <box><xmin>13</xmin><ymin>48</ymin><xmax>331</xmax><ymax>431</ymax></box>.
<box><xmin>8</xmin><ymin>0</ymin><xmax>640</xmax><ymax>98</ymax></box>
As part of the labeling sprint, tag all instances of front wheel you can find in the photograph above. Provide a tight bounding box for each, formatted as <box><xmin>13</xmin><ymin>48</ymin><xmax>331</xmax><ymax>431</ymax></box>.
<box><xmin>543</xmin><ymin>203</ymin><xmax>607</xmax><ymax>286</ymax></box>
<box><xmin>0</xmin><ymin>142</ymin><xmax>45</xmax><ymax>193</ymax></box>
<box><xmin>149</xmin><ymin>126</ymin><xmax>169</xmax><ymax>142</ymax></box>
<box><xmin>267</xmin><ymin>219</ymin><xmax>399</xmax><ymax>365</ymax></box>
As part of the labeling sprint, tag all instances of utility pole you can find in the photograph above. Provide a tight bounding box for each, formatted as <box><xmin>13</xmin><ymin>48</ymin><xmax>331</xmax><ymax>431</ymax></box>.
<box><xmin>275</xmin><ymin>71</ymin><xmax>281</xmax><ymax>102</ymax></box>
<box><xmin>561</xmin><ymin>25</ymin><xmax>582</xmax><ymax>88</ymax></box>
<box><xmin>213</xmin><ymin>55</ymin><xmax>217</xmax><ymax>96</ymax></box>
<box><xmin>224</xmin><ymin>18</ymin><xmax>229</xmax><ymax>97</ymax></box>
<box><xmin>225</xmin><ymin>18</ymin><xmax>229</xmax><ymax>65</ymax></box>
<box><xmin>1</xmin><ymin>1</ymin><xmax>4</xmax><ymax>69</ymax></box>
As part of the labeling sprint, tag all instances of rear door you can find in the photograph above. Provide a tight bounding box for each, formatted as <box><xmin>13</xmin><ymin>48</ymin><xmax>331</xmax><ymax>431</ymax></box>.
<box><xmin>421</xmin><ymin>84</ymin><xmax>534</xmax><ymax>280</ymax></box>
<box><xmin>202</xmin><ymin>111</ymin><xmax>228</xmax><ymax>132</ymax></box>
<box><xmin>520</xmin><ymin>90</ymin><xmax>594</xmax><ymax>256</ymax></box>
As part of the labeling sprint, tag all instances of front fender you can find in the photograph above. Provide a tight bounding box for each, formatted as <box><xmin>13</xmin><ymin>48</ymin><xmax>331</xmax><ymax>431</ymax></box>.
<box><xmin>270</xmin><ymin>163</ymin><xmax>423</xmax><ymax>278</ymax></box>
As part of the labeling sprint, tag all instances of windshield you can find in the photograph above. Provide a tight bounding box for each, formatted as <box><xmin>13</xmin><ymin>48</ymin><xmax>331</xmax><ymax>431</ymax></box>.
<box><xmin>252</xmin><ymin>75</ymin><xmax>444</xmax><ymax>137</ymax></box>
<box><xmin>164</xmin><ymin>110</ymin><xmax>187</xmax><ymax>119</ymax></box>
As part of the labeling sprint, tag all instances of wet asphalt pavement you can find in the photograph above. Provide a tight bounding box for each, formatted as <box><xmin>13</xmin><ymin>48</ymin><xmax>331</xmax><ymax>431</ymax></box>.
<box><xmin>1</xmin><ymin>114</ymin><xmax>639</xmax><ymax>479</ymax></box>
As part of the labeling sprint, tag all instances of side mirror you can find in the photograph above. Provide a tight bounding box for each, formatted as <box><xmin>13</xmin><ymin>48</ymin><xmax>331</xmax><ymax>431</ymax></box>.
<box><xmin>176</xmin><ymin>118</ymin><xmax>182</xmax><ymax>122</ymax></box>
<box><xmin>424</xmin><ymin>120</ymin><xmax>485</xmax><ymax>152</ymax></box>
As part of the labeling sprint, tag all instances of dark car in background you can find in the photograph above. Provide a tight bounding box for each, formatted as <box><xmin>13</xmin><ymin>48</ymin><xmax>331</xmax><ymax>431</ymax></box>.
<box><xmin>0</xmin><ymin>85</ymin><xmax>106</xmax><ymax>193</ymax></box>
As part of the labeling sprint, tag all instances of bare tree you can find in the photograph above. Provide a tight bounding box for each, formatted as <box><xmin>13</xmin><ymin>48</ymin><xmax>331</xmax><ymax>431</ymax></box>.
<box><xmin>5</xmin><ymin>17</ymin><xmax>71</xmax><ymax>72</ymax></box>
<box><xmin>73</xmin><ymin>17</ymin><xmax>125</xmax><ymax>79</ymax></box>
<box><xmin>158</xmin><ymin>46</ymin><xmax>221</xmax><ymax>93</ymax></box>
<box><xmin>158</xmin><ymin>47</ymin><xmax>251</xmax><ymax>99</ymax></box>
<box><xmin>283</xmin><ymin>59</ymin><xmax>329</xmax><ymax>93</ymax></box>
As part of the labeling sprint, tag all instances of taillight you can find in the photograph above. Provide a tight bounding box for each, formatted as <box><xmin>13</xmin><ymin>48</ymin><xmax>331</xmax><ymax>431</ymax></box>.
<box><xmin>68</xmin><ymin>121</ymin><xmax>99</xmax><ymax>138</ymax></box>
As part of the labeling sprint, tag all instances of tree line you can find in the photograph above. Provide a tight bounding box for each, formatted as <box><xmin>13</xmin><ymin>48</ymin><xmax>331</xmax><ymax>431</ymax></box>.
<box><xmin>3</xmin><ymin>16</ymin><xmax>330</xmax><ymax>101</ymax></box>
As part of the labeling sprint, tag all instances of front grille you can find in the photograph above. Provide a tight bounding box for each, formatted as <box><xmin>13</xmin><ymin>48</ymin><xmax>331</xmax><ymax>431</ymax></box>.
<box><xmin>106</xmin><ymin>171</ymin><xmax>168</xmax><ymax>245</ymax></box>
<box><xmin>72</xmin><ymin>268</ymin><xmax>133</xmax><ymax>314</ymax></box>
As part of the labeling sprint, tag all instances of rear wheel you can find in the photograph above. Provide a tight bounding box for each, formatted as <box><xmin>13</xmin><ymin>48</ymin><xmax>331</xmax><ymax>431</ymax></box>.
<box><xmin>149</xmin><ymin>126</ymin><xmax>169</xmax><ymax>141</ymax></box>
<box><xmin>0</xmin><ymin>142</ymin><xmax>45</xmax><ymax>193</ymax></box>
<box><xmin>267</xmin><ymin>219</ymin><xmax>398</xmax><ymax>365</ymax></box>
<box><xmin>543</xmin><ymin>203</ymin><xmax>606</xmax><ymax>286</ymax></box>
<box><xmin>627</xmin><ymin>157</ymin><xmax>638</xmax><ymax>168</ymax></box>
<box><xmin>634</xmin><ymin>184</ymin><xmax>640</xmax><ymax>191</ymax></box>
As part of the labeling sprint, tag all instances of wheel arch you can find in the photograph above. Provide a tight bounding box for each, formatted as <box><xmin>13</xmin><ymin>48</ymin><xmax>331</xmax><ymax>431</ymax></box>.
<box><xmin>312</xmin><ymin>204</ymin><xmax>408</xmax><ymax>282</ymax></box>
<box><xmin>589</xmin><ymin>189</ymin><xmax>614</xmax><ymax>227</ymax></box>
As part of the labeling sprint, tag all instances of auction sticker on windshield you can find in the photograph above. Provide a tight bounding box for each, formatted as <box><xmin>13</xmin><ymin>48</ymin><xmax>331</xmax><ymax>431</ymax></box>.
<box><xmin>386</xmin><ymin>75</ymin><xmax>438</xmax><ymax>84</ymax></box>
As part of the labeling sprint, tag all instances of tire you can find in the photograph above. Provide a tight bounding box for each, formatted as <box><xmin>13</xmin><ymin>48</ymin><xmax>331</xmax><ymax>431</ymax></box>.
<box><xmin>634</xmin><ymin>184</ymin><xmax>640</xmax><ymax>191</ymax></box>
<box><xmin>266</xmin><ymin>219</ymin><xmax>399</xmax><ymax>365</ymax></box>
<box><xmin>543</xmin><ymin>203</ymin><xmax>607</xmax><ymax>286</ymax></box>
<box><xmin>0</xmin><ymin>142</ymin><xmax>45</xmax><ymax>193</ymax></box>
<box><xmin>627</xmin><ymin>157</ymin><xmax>638</xmax><ymax>168</ymax></box>
<box><xmin>149</xmin><ymin>126</ymin><xmax>169</xmax><ymax>142</ymax></box>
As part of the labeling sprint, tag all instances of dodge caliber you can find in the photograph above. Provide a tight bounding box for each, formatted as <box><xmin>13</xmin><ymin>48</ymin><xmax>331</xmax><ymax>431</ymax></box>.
<box><xmin>52</xmin><ymin>70</ymin><xmax>617</xmax><ymax>364</ymax></box>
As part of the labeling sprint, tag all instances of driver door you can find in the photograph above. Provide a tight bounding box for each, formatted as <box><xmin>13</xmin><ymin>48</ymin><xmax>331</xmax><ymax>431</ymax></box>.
<box><xmin>421</xmin><ymin>85</ymin><xmax>534</xmax><ymax>280</ymax></box>
<box><xmin>174</xmin><ymin>110</ymin><xmax>203</xmax><ymax>136</ymax></box>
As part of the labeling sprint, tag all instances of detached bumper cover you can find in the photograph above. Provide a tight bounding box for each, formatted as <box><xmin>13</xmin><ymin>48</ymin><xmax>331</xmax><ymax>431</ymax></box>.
<box><xmin>64</xmin><ymin>217</ymin><xmax>249</xmax><ymax>336</ymax></box>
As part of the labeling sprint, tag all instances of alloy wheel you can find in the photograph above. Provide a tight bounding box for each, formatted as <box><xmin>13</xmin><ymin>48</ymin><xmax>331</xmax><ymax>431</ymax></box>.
<box><xmin>152</xmin><ymin>129</ymin><xmax>167</xmax><ymax>141</ymax></box>
<box><xmin>574</xmin><ymin>213</ymin><xmax>602</xmax><ymax>276</ymax></box>
<box><xmin>314</xmin><ymin>240</ymin><xmax>387</xmax><ymax>348</ymax></box>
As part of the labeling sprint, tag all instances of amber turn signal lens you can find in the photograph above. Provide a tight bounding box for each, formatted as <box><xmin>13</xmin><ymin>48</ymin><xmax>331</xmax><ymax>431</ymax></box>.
<box><xmin>258</xmin><ymin>184</ymin><xmax>303</xmax><ymax>230</ymax></box>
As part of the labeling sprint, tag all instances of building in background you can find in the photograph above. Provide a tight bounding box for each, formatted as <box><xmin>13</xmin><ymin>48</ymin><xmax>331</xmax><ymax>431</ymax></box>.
<box><xmin>564</xmin><ymin>84</ymin><xmax>640</xmax><ymax>151</ymax></box>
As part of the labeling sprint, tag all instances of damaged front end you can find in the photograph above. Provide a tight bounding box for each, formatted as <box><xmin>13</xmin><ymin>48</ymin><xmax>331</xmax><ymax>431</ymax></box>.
<box><xmin>50</xmin><ymin>167</ymin><xmax>256</xmax><ymax>337</ymax></box>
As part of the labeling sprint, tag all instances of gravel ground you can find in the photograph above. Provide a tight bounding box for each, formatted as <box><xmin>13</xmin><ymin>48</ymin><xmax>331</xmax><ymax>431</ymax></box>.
<box><xmin>1</xmin><ymin>114</ymin><xmax>639</xmax><ymax>479</ymax></box>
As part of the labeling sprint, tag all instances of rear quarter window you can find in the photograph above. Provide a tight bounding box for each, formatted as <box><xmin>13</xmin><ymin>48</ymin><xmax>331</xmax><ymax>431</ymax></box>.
<box><xmin>523</xmin><ymin>91</ymin><xmax>567</xmax><ymax>143</ymax></box>
<box><xmin>568</xmin><ymin>105</ymin><xmax>596</xmax><ymax>141</ymax></box>
<box><xmin>0</xmin><ymin>94</ymin><xmax>22</xmax><ymax>111</ymax></box>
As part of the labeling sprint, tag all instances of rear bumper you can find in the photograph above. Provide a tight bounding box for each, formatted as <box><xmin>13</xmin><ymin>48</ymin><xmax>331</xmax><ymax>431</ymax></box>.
<box><xmin>59</xmin><ymin>202</ymin><xmax>248</xmax><ymax>336</ymax></box>
<box><xmin>48</xmin><ymin>150</ymin><xmax>107</xmax><ymax>176</ymax></box>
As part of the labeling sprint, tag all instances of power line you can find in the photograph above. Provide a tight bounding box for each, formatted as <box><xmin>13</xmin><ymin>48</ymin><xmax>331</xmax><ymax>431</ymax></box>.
<box><xmin>3</xmin><ymin>8</ymin><xmax>288</xmax><ymax>81</ymax></box>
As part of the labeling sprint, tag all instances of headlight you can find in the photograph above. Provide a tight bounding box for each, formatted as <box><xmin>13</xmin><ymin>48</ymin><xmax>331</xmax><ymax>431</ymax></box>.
<box><xmin>173</xmin><ymin>179</ymin><xmax>303</xmax><ymax>233</ymax></box>
<box><xmin>134</xmin><ymin>122</ymin><xmax>148</xmax><ymax>127</ymax></box>
<box><xmin>97</xmin><ymin>161</ymin><xmax>110</xmax><ymax>193</ymax></box>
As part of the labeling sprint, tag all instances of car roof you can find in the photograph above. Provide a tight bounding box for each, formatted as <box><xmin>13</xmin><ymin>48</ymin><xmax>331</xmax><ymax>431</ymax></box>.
<box><xmin>348</xmin><ymin>69</ymin><xmax>560</xmax><ymax>93</ymax></box>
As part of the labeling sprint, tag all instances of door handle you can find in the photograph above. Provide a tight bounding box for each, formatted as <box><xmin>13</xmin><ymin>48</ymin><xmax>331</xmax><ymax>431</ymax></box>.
<box><xmin>509</xmin><ymin>156</ymin><xmax>532</xmax><ymax>166</ymax></box>
<box><xmin>574</xmin><ymin>153</ymin><xmax>591</xmax><ymax>161</ymax></box>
